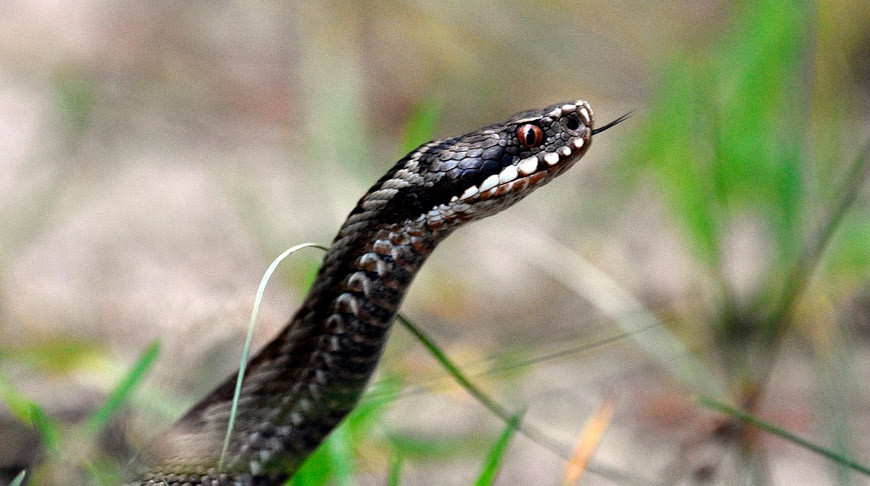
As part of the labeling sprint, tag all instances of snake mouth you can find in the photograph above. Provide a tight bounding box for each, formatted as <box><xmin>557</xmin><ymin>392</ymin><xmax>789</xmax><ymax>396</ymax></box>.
<box><xmin>451</xmin><ymin>101</ymin><xmax>594</xmax><ymax>204</ymax></box>
<box><xmin>458</xmin><ymin>130</ymin><xmax>591</xmax><ymax>202</ymax></box>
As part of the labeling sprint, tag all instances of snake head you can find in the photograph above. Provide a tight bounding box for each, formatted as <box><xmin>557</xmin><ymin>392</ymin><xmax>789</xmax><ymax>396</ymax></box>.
<box><xmin>364</xmin><ymin>100</ymin><xmax>597</xmax><ymax>228</ymax></box>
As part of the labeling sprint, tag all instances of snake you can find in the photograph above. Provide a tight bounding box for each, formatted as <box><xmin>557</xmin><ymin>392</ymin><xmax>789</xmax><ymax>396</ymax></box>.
<box><xmin>129</xmin><ymin>99</ymin><xmax>628</xmax><ymax>485</ymax></box>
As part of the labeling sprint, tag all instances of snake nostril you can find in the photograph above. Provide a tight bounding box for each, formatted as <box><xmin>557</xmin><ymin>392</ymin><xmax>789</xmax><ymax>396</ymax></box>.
<box><xmin>564</xmin><ymin>113</ymin><xmax>581</xmax><ymax>131</ymax></box>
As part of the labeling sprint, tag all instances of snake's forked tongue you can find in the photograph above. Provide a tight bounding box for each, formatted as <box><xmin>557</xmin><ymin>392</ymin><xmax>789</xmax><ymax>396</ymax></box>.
<box><xmin>591</xmin><ymin>111</ymin><xmax>635</xmax><ymax>135</ymax></box>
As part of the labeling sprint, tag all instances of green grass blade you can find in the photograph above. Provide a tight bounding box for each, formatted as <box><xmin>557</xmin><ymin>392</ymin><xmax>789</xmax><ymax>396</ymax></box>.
<box><xmin>0</xmin><ymin>373</ymin><xmax>40</xmax><ymax>425</ymax></box>
<box><xmin>696</xmin><ymin>395</ymin><xmax>870</xmax><ymax>476</ymax></box>
<box><xmin>312</xmin><ymin>425</ymin><xmax>354</xmax><ymax>486</ymax></box>
<box><xmin>363</xmin><ymin>320</ymin><xmax>663</xmax><ymax>408</ymax></box>
<box><xmin>30</xmin><ymin>403</ymin><xmax>61</xmax><ymax>454</ymax></box>
<box><xmin>388</xmin><ymin>450</ymin><xmax>404</xmax><ymax>486</ymax></box>
<box><xmin>623</xmin><ymin>0</ymin><xmax>812</xmax><ymax>273</ymax></box>
<box><xmin>289</xmin><ymin>378</ymin><xmax>401</xmax><ymax>485</ymax></box>
<box><xmin>623</xmin><ymin>59</ymin><xmax>722</xmax><ymax>266</ymax></box>
<box><xmin>0</xmin><ymin>372</ymin><xmax>62</xmax><ymax>453</ymax></box>
<box><xmin>9</xmin><ymin>470</ymin><xmax>26</xmax><ymax>486</ymax></box>
<box><xmin>474</xmin><ymin>410</ymin><xmax>523</xmax><ymax>486</ymax></box>
<box><xmin>396</xmin><ymin>314</ymin><xmax>512</xmax><ymax>422</ymax></box>
<box><xmin>763</xmin><ymin>137</ymin><xmax>870</xmax><ymax>342</ymax></box>
<box><xmin>220</xmin><ymin>243</ymin><xmax>329</xmax><ymax>472</ymax></box>
<box><xmin>396</xmin><ymin>314</ymin><xmax>655</xmax><ymax>486</ymax></box>
<box><xmin>85</xmin><ymin>340</ymin><xmax>160</xmax><ymax>435</ymax></box>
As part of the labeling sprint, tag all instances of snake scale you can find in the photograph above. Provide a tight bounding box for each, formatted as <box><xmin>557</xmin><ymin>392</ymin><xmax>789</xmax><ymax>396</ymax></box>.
<box><xmin>130</xmin><ymin>99</ymin><xmax>626</xmax><ymax>485</ymax></box>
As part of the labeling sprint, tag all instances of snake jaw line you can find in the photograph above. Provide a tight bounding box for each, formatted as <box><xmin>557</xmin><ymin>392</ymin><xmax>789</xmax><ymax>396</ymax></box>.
<box><xmin>445</xmin><ymin>100</ymin><xmax>594</xmax><ymax>212</ymax></box>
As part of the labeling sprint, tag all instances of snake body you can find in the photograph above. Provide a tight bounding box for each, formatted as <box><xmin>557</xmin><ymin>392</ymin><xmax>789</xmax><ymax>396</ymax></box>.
<box><xmin>132</xmin><ymin>100</ymin><xmax>600</xmax><ymax>485</ymax></box>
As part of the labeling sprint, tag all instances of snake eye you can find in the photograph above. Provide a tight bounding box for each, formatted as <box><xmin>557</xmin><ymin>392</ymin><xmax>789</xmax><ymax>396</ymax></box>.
<box><xmin>517</xmin><ymin>124</ymin><xmax>544</xmax><ymax>149</ymax></box>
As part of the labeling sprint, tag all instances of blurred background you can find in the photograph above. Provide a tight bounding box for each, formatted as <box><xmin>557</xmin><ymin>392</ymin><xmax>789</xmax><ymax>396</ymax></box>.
<box><xmin>2</xmin><ymin>1</ymin><xmax>870</xmax><ymax>484</ymax></box>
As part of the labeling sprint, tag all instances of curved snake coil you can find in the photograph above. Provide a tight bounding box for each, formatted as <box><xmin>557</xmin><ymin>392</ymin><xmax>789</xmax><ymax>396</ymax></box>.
<box><xmin>131</xmin><ymin>100</ymin><xmax>622</xmax><ymax>485</ymax></box>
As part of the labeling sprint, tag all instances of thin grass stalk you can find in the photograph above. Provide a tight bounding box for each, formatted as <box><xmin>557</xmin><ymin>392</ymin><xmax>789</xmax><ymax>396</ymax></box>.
<box><xmin>218</xmin><ymin>243</ymin><xmax>329</xmax><ymax>472</ymax></box>
<box><xmin>696</xmin><ymin>396</ymin><xmax>870</xmax><ymax>476</ymax></box>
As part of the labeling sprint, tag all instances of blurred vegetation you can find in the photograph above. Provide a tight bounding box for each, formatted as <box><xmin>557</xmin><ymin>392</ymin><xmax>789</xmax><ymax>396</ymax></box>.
<box><xmin>622</xmin><ymin>0</ymin><xmax>870</xmax><ymax>484</ymax></box>
<box><xmin>0</xmin><ymin>342</ymin><xmax>158</xmax><ymax>484</ymax></box>
<box><xmin>1</xmin><ymin>0</ymin><xmax>869</xmax><ymax>485</ymax></box>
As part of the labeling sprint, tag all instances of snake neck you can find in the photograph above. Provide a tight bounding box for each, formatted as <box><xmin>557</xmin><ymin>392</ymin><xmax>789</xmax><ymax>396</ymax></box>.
<box><xmin>136</xmin><ymin>211</ymin><xmax>452</xmax><ymax>484</ymax></box>
<box><xmin>134</xmin><ymin>99</ymin><xmax>603</xmax><ymax>486</ymax></box>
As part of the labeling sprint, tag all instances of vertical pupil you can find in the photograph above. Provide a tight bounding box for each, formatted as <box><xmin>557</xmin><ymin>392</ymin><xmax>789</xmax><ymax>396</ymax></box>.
<box><xmin>518</xmin><ymin>124</ymin><xmax>541</xmax><ymax>148</ymax></box>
